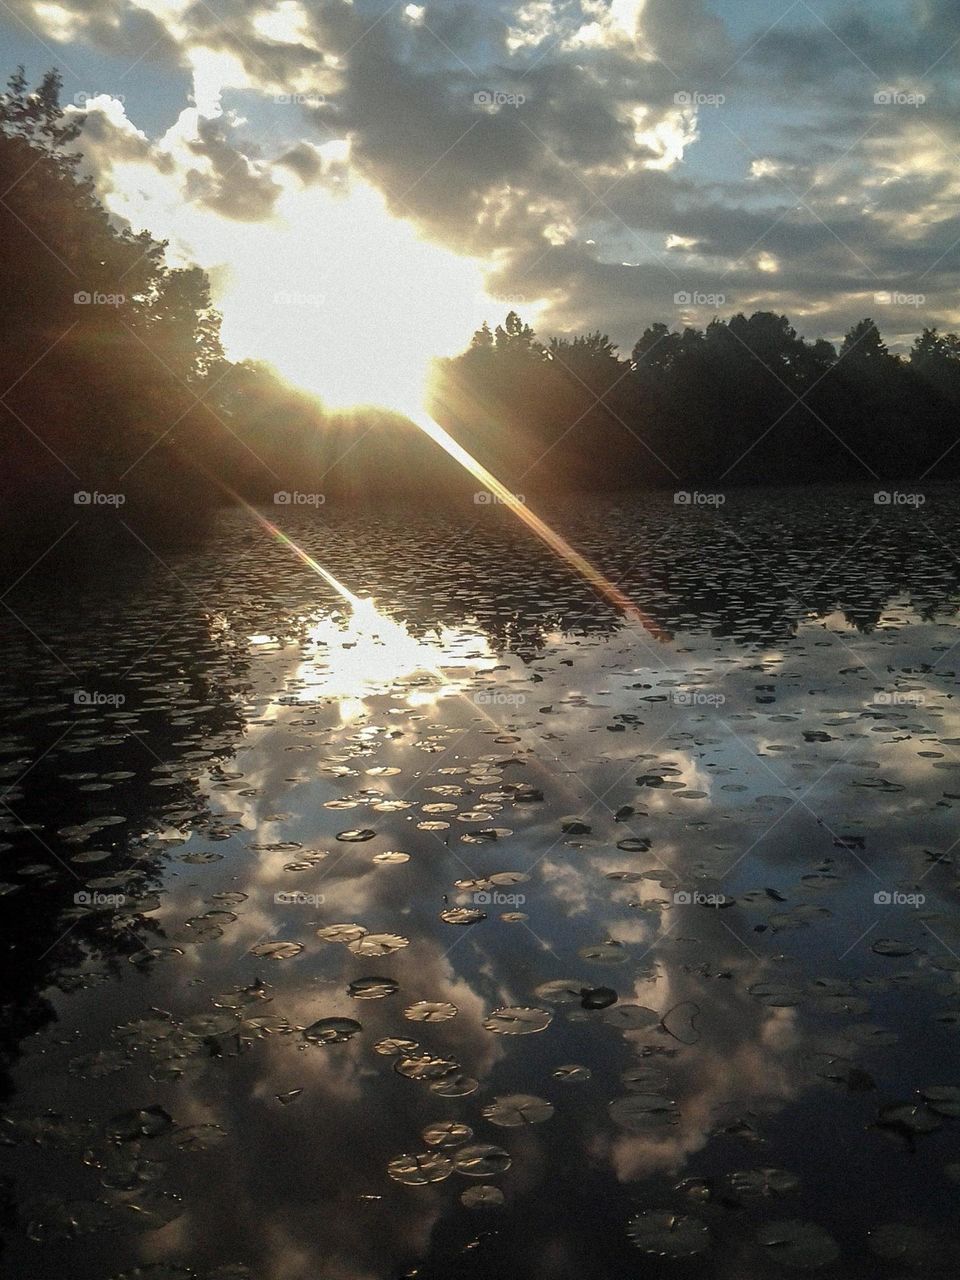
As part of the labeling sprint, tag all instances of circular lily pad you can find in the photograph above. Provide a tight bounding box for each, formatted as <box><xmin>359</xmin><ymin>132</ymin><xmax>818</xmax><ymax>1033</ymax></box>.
<box><xmin>920</xmin><ymin>1085</ymin><xmax>960</xmax><ymax>1117</ymax></box>
<box><xmin>347</xmin><ymin>933</ymin><xmax>409</xmax><ymax>957</ymax></box>
<box><xmin>440</xmin><ymin>908</ymin><xmax>486</xmax><ymax>925</ymax></box>
<box><xmin>422</xmin><ymin>1121</ymin><xmax>473</xmax><ymax>1148</ymax></box>
<box><xmin>532</xmin><ymin>980</ymin><xmax>588</xmax><ymax>1004</ymax></box>
<box><xmin>461</xmin><ymin>1185</ymin><xmax>505</xmax><ymax>1208</ymax></box>
<box><xmin>871</xmin><ymin>939</ymin><xmax>916</xmax><ymax>957</ymax></box>
<box><xmin>481</xmin><ymin>1094</ymin><xmax>554</xmax><ymax>1127</ymax></box>
<box><xmin>749</xmin><ymin>982</ymin><xmax>804</xmax><ymax>1007</ymax></box>
<box><xmin>172</xmin><ymin>1124</ymin><xmax>227</xmax><ymax>1152</ymax></box>
<box><xmin>105</xmin><ymin>1106</ymin><xmax>174</xmax><ymax>1142</ymax></box>
<box><xmin>302</xmin><ymin>1017</ymin><xmax>362</xmax><ymax>1045</ymax></box>
<box><xmin>581</xmin><ymin>986</ymin><xmax>618</xmax><ymax>1010</ymax></box>
<box><xmin>610</xmin><ymin>1093</ymin><xmax>678</xmax><ymax>1131</ymax></box>
<box><xmin>316</xmin><ymin>923</ymin><xmax>366</xmax><ymax>944</ymax></box>
<box><xmin>553</xmin><ymin>1064</ymin><xmax>592</xmax><ymax>1083</ymax></box>
<box><xmin>395</xmin><ymin>1054</ymin><xmax>459</xmax><ymax>1081</ymax></box>
<box><xmin>483</xmin><ymin>1006</ymin><xmax>552</xmax><ymax>1035</ymax></box>
<box><xmin>373</xmin><ymin>1037</ymin><xmax>419</xmax><ymax>1056</ymax></box>
<box><xmin>756</xmin><ymin>1220</ymin><xmax>840</xmax><ymax>1269</ymax></box>
<box><xmin>249</xmin><ymin>941</ymin><xmax>303</xmax><ymax>960</ymax></box>
<box><xmin>603</xmin><ymin>1004</ymin><xmax>660</xmax><ymax>1031</ymax></box>
<box><xmin>626</xmin><ymin>1211</ymin><xmax>710</xmax><ymax>1258</ymax></box>
<box><xmin>404</xmin><ymin>1001</ymin><xmax>458</xmax><ymax>1023</ymax></box>
<box><xmin>387</xmin><ymin>1151</ymin><xmax>453</xmax><ymax>1185</ymax></box>
<box><xmin>108</xmin><ymin>1268</ymin><xmax>196</xmax><ymax>1280</ymax></box>
<box><xmin>877</xmin><ymin>1101</ymin><xmax>942</xmax><ymax>1135</ymax></box>
<box><xmin>430</xmin><ymin>1071</ymin><xmax>479</xmax><ymax>1097</ymax></box>
<box><xmin>349</xmin><ymin>977</ymin><xmax>398</xmax><ymax>1000</ymax></box>
<box><xmin>453</xmin><ymin>1143</ymin><xmax>512</xmax><ymax>1177</ymax></box>
<box><xmin>868</xmin><ymin>1222</ymin><xmax>942</xmax><ymax>1264</ymax></box>
<box><xmin>578</xmin><ymin>941</ymin><xmax>628</xmax><ymax>965</ymax></box>
<box><xmin>730</xmin><ymin>1167</ymin><xmax>800</xmax><ymax>1197</ymax></box>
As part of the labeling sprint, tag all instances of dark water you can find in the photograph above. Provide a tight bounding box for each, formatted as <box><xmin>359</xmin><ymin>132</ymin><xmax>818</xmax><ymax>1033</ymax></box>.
<box><xmin>2</xmin><ymin>488</ymin><xmax>960</xmax><ymax>1279</ymax></box>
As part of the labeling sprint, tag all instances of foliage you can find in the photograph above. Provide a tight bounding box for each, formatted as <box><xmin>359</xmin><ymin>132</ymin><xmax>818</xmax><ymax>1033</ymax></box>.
<box><xmin>431</xmin><ymin>306</ymin><xmax>960</xmax><ymax>490</ymax></box>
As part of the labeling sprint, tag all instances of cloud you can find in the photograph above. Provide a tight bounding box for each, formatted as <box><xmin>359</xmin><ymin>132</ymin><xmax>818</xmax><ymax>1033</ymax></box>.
<box><xmin>183</xmin><ymin>114</ymin><xmax>282</xmax><ymax>220</ymax></box>
<box><xmin>17</xmin><ymin>0</ymin><xmax>960</xmax><ymax>365</ymax></box>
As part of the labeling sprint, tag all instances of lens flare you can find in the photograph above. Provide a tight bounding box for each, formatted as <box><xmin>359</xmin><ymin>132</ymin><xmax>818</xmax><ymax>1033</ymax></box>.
<box><xmin>245</xmin><ymin>508</ymin><xmax>361</xmax><ymax>607</ymax></box>
<box><xmin>406</xmin><ymin>408</ymin><xmax>665</xmax><ymax>639</ymax></box>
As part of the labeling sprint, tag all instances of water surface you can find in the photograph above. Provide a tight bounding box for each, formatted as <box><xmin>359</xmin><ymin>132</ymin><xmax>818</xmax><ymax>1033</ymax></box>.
<box><xmin>3</xmin><ymin>488</ymin><xmax>960</xmax><ymax>1279</ymax></box>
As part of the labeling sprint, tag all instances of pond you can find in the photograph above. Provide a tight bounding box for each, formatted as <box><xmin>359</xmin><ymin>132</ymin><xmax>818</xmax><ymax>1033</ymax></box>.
<box><xmin>2</xmin><ymin>486</ymin><xmax>960</xmax><ymax>1279</ymax></box>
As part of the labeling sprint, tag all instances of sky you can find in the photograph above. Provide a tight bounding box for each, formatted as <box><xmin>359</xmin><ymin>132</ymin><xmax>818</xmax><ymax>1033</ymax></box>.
<box><xmin>2</xmin><ymin>0</ymin><xmax>959</xmax><ymax>409</ymax></box>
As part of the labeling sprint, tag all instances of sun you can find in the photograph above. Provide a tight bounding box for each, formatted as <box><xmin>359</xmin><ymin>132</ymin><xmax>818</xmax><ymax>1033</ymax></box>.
<box><xmin>215</xmin><ymin>166</ymin><xmax>497</xmax><ymax>412</ymax></box>
<box><xmin>87</xmin><ymin>89</ymin><xmax>528</xmax><ymax>416</ymax></box>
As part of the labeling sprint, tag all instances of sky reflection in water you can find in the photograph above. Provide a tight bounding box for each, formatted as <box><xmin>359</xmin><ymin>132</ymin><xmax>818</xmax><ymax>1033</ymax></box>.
<box><xmin>2</xmin><ymin>491</ymin><xmax>960</xmax><ymax>1278</ymax></box>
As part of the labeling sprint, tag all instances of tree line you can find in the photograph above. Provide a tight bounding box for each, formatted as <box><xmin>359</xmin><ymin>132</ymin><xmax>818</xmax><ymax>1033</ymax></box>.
<box><xmin>3</xmin><ymin>67</ymin><xmax>959</xmax><ymax>571</ymax></box>
<box><xmin>429</xmin><ymin>310</ymin><xmax>960</xmax><ymax>491</ymax></box>
<box><xmin>0</xmin><ymin>67</ymin><xmax>450</xmax><ymax>568</ymax></box>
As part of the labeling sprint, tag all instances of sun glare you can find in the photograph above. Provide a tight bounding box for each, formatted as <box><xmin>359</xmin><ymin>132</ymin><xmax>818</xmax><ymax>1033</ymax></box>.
<box><xmin>217</xmin><ymin>174</ymin><xmax>495</xmax><ymax>411</ymax></box>
<box><xmin>89</xmin><ymin>54</ymin><xmax>535</xmax><ymax>415</ymax></box>
<box><xmin>294</xmin><ymin>600</ymin><xmax>497</xmax><ymax>719</ymax></box>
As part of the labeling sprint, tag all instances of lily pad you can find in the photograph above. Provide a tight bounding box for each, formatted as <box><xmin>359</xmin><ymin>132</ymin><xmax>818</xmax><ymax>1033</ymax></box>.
<box><xmin>626</xmin><ymin>1211</ymin><xmax>710</xmax><ymax>1258</ymax></box>
<box><xmin>404</xmin><ymin>1001</ymin><xmax>458</xmax><ymax>1022</ymax></box>
<box><xmin>105</xmin><ymin>1106</ymin><xmax>174</xmax><ymax>1143</ymax></box>
<box><xmin>609</xmin><ymin>1093</ymin><xmax>678</xmax><ymax>1131</ymax></box>
<box><xmin>453</xmin><ymin>1143</ymin><xmax>512</xmax><ymax>1177</ymax></box>
<box><xmin>302</xmin><ymin>1017</ymin><xmax>362</xmax><ymax>1045</ymax></box>
<box><xmin>756</xmin><ymin>1220</ymin><xmax>839</xmax><ymax>1269</ymax></box>
<box><xmin>347</xmin><ymin>933</ymin><xmax>409</xmax><ymax>957</ymax></box>
<box><xmin>461</xmin><ymin>1185</ymin><xmax>505</xmax><ymax>1208</ymax></box>
<box><xmin>483</xmin><ymin>1006</ymin><xmax>553</xmax><ymax>1035</ymax></box>
<box><xmin>249</xmin><ymin>941</ymin><xmax>303</xmax><ymax>960</ymax></box>
<box><xmin>730</xmin><ymin>1167</ymin><xmax>800</xmax><ymax>1197</ymax></box>
<box><xmin>387</xmin><ymin>1151</ymin><xmax>453</xmax><ymax>1184</ymax></box>
<box><xmin>349</xmin><ymin>977</ymin><xmax>398</xmax><ymax>1000</ymax></box>
<box><xmin>422</xmin><ymin>1121</ymin><xmax>473</xmax><ymax>1147</ymax></box>
<box><xmin>481</xmin><ymin>1094</ymin><xmax>554</xmax><ymax>1127</ymax></box>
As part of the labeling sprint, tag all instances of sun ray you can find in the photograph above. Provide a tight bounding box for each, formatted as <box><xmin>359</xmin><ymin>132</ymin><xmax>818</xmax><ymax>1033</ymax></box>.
<box><xmin>406</xmin><ymin>407</ymin><xmax>667</xmax><ymax>640</ymax></box>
